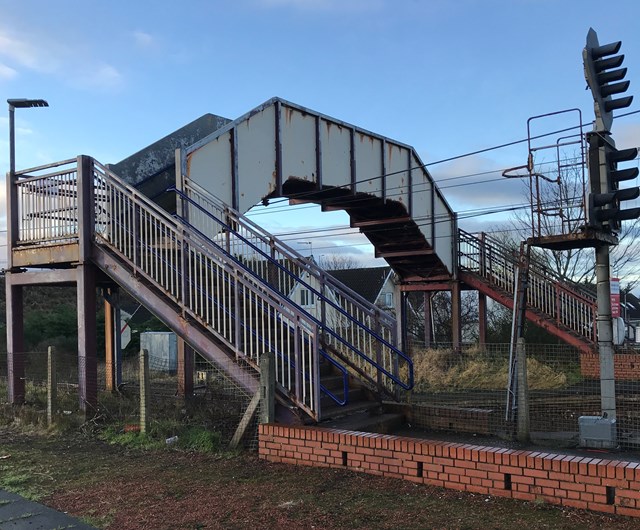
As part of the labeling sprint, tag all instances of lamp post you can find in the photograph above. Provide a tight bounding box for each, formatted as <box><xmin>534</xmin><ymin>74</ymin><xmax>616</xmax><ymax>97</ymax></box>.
<box><xmin>5</xmin><ymin>98</ymin><xmax>48</xmax><ymax>405</ymax></box>
<box><xmin>6</xmin><ymin>98</ymin><xmax>48</xmax><ymax>264</ymax></box>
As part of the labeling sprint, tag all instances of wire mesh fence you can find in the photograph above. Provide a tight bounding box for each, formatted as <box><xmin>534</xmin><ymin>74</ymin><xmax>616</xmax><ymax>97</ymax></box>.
<box><xmin>0</xmin><ymin>349</ymin><xmax>260</xmax><ymax>448</ymax></box>
<box><xmin>406</xmin><ymin>342</ymin><xmax>640</xmax><ymax>448</ymax></box>
<box><xmin>3</xmin><ymin>342</ymin><xmax>640</xmax><ymax>450</ymax></box>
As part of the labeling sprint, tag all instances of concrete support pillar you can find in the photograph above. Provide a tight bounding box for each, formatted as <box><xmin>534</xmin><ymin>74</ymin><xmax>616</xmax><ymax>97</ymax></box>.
<box><xmin>451</xmin><ymin>281</ymin><xmax>462</xmax><ymax>351</ymax></box>
<box><xmin>177</xmin><ymin>337</ymin><xmax>194</xmax><ymax>398</ymax></box>
<box><xmin>516</xmin><ymin>338</ymin><xmax>530</xmax><ymax>443</ymax></box>
<box><xmin>478</xmin><ymin>292</ymin><xmax>488</xmax><ymax>347</ymax></box>
<box><xmin>6</xmin><ymin>274</ymin><xmax>25</xmax><ymax>404</ymax></box>
<box><xmin>423</xmin><ymin>292</ymin><xmax>432</xmax><ymax>349</ymax></box>
<box><xmin>77</xmin><ymin>264</ymin><xmax>97</xmax><ymax>412</ymax></box>
<box><xmin>260</xmin><ymin>351</ymin><xmax>275</xmax><ymax>424</ymax></box>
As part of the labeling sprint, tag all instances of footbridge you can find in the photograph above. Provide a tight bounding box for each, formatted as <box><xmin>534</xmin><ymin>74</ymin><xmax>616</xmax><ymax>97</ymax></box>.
<box><xmin>4</xmin><ymin>97</ymin><xmax>598</xmax><ymax>428</ymax></box>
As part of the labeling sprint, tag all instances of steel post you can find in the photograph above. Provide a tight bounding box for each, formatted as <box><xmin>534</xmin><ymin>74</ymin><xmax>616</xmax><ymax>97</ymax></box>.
<box><xmin>596</xmin><ymin>244</ymin><xmax>616</xmax><ymax>420</ymax></box>
<box><xmin>5</xmin><ymin>274</ymin><xmax>24</xmax><ymax>404</ymax></box>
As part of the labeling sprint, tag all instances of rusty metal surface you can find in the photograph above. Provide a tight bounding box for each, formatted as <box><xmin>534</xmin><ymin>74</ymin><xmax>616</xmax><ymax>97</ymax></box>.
<box><xmin>11</xmin><ymin>243</ymin><xmax>79</xmax><ymax>267</ymax></box>
<box><xmin>183</xmin><ymin>97</ymin><xmax>456</xmax><ymax>276</ymax></box>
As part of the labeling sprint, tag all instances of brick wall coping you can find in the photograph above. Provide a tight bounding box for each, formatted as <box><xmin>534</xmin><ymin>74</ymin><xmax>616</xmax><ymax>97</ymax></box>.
<box><xmin>259</xmin><ymin>423</ymin><xmax>640</xmax><ymax>518</ymax></box>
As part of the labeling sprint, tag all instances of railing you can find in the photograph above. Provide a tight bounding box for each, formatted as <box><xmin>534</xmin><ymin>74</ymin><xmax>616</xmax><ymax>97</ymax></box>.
<box><xmin>12</xmin><ymin>158</ymin><xmax>322</xmax><ymax>417</ymax></box>
<box><xmin>92</xmin><ymin>160</ymin><xmax>326</xmax><ymax>416</ymax></box>
<box><xmin>180</xmin><ymin>178</ymin><xmax>412</xmax><ymax>392</ymax></box>
<box><xmin>14</xmin><ymin>159</ymin><xmax>80</xmax><ymax>245</ymax></box>
<box><xmin>458</xmin><ymin>230</ymin><xmax>597</xmax><ymax>342</ymax></box>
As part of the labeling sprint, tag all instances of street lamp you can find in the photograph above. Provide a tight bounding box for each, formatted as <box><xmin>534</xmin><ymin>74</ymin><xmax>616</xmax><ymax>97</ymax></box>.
<box><xmin>8</xmin><ymin>98</ymin><xmax>49</xmax><ymax>174</ymax></box>
<box><xmin>7</xmin><ymin>98</ymin><xmax>49</xmax><ymax>265</ymax></box>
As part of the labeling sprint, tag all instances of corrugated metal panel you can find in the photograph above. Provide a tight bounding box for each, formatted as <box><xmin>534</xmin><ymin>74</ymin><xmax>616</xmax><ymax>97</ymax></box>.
<box><xmin>140</xmin><ymin>332</ymin><xmax>177</xmax><ymax>373</ymax></box>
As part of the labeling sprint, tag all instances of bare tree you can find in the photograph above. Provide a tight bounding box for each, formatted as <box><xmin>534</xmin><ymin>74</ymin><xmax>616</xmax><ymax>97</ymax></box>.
<box><xmin>318</xmin><ymin>254</ymin><xmax>361</xmax><ymax>270</ymax></box>
<box><xmin>508</xmin><ymin>160</ymin><xmax>640</xmax><ymax>290</ymax></box>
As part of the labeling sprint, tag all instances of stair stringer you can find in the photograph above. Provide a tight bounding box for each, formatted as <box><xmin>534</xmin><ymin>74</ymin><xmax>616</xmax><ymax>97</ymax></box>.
<box><xmin>92</xmin><ymin>244</ymin><xmax>259</xmax><ymax>396</ymax></box>
<box><xmin>460</xmin><ymin>270</ymin><xmax>595</xmax><ymax>354</ymax></box>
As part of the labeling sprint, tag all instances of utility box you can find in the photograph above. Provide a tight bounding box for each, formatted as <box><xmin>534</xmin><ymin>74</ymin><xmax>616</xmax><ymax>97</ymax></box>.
<box><xmin>140</xmin><ymin>332</ymin><xmax>177</xmax><ymax>373</ymax></box>
<box><xmin>579</xmin><ymin>416</ymin><xmax>617</xmax><ymax>449</ymax></box>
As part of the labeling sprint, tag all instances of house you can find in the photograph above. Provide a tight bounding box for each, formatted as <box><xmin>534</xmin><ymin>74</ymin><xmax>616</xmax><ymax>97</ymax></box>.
<box><xmin>288</xmin><ymin>266</ymin><xmax>397</xmax><ymax>322</ymax></box>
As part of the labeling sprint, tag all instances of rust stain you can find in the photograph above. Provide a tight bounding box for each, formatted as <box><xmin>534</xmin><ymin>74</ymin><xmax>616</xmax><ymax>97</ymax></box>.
<box><xmin>286</xmin><ymin>107</ymin><xmax>295</xmax><ymax>124</ymax></box>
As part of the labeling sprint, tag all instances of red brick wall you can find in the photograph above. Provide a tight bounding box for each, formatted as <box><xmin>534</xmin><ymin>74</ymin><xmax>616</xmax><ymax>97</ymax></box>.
<box><xmin>259</xmin><ymin>424</ymin><xmax>640</xmax><ymax>518</ymax></box>
<box><xmin>581</xmin><ymin>352</ymin><xmax>640</xmax><ymax>380</ymax></box>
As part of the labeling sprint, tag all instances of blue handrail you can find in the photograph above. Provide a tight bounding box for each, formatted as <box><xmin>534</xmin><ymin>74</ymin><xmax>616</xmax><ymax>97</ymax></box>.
<box><xmin>172</xmin><ymin>189</ymin><xmax>412</xmax><ymax>384</ymax></box>
<box><xmin>175</xmin><ymin>202</ymin><xmax>413</xmax><ymax>390</ymax></box>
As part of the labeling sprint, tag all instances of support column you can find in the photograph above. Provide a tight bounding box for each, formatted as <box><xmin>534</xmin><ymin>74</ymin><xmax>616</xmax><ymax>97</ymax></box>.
<box><xmin>478</xmin><ymin>292</ymin><xmax>488</xmax><ymax>347</ymax></box>
<box><xmin>77</xmin><ymin>264</ymin><xmax>97</xmax><ymax>412</ymax></box>
<box><xmin>423</xmin><ymin>291</ymin><xmax>432</xmax><ymax>348</ymax></box>
<box><xmin>104</xmin><ymin>290</ymin><xmax>115</xmax><ymax>392</ymax></box>
<box><xmin>103</xmin><ymin>286</ymin><xmax>123</xmax><ymax>391</ymax></box>
<box><xmin>5</xmin><ymin>274</ymin><xmax>25</xmax><ymax>404</ymax></box>
<box><xmin>451</xmin><ymin>281</ymin><xmax>462</xmax><ymax>351</ymax></box>
<box><xmin>596</xmin><ymin>244</ymin><xmax>616</xmax><ymax>421</ymax></box>
<box><xmin>177</xmin><ymin>337</ymin><xmax>194</xmax><ymax>398</ymax></box>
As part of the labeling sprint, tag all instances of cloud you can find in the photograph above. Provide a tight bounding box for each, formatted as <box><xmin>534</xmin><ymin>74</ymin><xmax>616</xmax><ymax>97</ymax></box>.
<box><xmin>74</xmin><ymin>63</ymin><xmax>124</xmax><ymax>91</ymax></box>
<box><xmin>0</xmin><ymin>28</ymin><xmax>59</xmax><ymax>73</ymax></box>
<box><xmin>0</xmin><ymin>62</ymin><xmax>17</xmax><ymax>80</ymax></box>
<box><xmin>0</xmin><ymin>26</ymin><xmax>124</xmax><ymax>92</ymax></box>
<box><xmin>256</xmin><ymin>0</ymin><xmax>383</xmax><ymax>12</ymax></box>
<box><xmin>133</xmin><ymin>30</ymin><xmax>154</xmax><ymax>48</ymax></box>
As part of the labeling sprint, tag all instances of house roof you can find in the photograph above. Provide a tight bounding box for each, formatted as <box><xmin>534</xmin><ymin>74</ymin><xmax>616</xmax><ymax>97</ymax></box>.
<box><xmin>328</xmin><ymin>266</ymin><xmax>392</xmax><ymax>304</ymax></box>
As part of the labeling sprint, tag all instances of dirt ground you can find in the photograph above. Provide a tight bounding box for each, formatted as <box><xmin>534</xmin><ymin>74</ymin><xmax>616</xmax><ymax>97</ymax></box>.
<box><xmin>2</xmin><ymin>429</ymin><xmax>640</xmax><ymax>529</ymax></box>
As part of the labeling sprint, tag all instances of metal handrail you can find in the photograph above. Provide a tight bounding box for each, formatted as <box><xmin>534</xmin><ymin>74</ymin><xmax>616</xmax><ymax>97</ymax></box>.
<box><xmin>92</xmin><ymin>160</ymin><xmax>322</xmax><ymax>416</ymax></box>
<box><xmin>180</xmin><ymin>214</ymin><xmax>413</xmax><ymax>390</ymax></box>
<box><xmin>182</xmin><ymin>178</ymin><xmax>395</xmax><ymax>327</ymax></box>
<box><xmin>174</xmin><ymin>186</ymin><xmax>412</xmax><ymax>391</ymax></box>
<box><xmin>458</xmin><ymin>229</ymin><xmax>597</xmax><ymax>342</ymax></box>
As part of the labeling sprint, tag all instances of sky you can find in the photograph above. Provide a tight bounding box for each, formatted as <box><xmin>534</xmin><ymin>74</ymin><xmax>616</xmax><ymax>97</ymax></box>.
<box><xmin>1</xmin><ymin>0</ymin><xmax>640</xmax><ymax>272</ymax></box>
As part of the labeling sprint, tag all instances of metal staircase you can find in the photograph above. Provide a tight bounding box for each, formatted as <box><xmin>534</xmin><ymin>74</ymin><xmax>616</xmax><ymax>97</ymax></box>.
<box><xmin>458</xmin><ymin>230</ymin><xmax>597</xmax><ymax>352</ymax></box>
<box><xmin>10</xmin><ymin>156</ymin><xmax>413</xmax><ymax>422</ymax></box>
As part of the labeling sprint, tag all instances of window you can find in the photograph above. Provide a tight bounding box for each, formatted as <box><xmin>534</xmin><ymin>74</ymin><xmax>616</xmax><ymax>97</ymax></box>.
<box><xmin>300</xmin><ymin>289</ymin><xmax>315</xmax><ymax>307</ymax></box>
<box><xmin>384</xmin><ymin>292</ymin><xmax>393</xmax><ymax>307</ymax></box>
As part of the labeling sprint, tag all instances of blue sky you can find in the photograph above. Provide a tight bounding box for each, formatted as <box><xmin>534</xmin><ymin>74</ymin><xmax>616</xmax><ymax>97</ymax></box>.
<box><xmin>1</xmin><ymin>0</ymin><xmax>640</xmax><ymax>267</ymax></box>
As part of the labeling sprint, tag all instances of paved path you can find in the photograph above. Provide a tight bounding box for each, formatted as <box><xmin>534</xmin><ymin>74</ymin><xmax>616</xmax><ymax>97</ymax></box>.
<box><xmin>0</xmin><ymin>489</ymin><xmax>96</xmax><ymax>529</ymax></box>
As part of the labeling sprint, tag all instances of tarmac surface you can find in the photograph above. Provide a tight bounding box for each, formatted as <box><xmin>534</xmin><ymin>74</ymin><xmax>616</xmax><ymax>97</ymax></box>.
<box><xmin>0</xmin><ymin>489</ymin><xmax>96</xmax><ymax>529</ymax></box>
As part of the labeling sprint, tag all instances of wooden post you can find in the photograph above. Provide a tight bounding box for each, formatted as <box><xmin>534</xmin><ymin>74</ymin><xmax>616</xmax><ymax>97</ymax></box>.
<box><xmin>139</xmin><ymin>349</ymin><xmax>150</xmax><ymax>434</ymax></box>
<box><xmin>516</xmin><ymin>338</ymin><xmax>530</xmax><ymax>443</ymax></box>
<box><xmin>104</xmin><ymin>292</ymin><xmax>114</xmax><ymax>391</ymax></box>
<box><xmin>47</xmin><ymin>346</ymin><xmax>57</xmax><ymax>427</ymax></box>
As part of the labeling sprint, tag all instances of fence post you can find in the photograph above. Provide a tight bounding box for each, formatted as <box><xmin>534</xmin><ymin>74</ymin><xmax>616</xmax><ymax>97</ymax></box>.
<box><xmin>260</xmin><ymin>351</ymin><xmax>275</xmax><ymax>424</ymax></box>
<box><xmin>139</xmin><ymin>349</ymin><xmax>150</xmax><ymax>434</ymax></box>
<box><xmin>516</xmin><ymin>338</ymin><xmax>530</xmax><ymax>442</ymax></box>
<box><xmin>47</xmin><ymin>346</ymin><xmax>56</xmax><ymax>427</ymax></box>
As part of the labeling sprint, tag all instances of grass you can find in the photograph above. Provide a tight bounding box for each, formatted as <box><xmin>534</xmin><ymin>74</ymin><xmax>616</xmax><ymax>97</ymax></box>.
<box><xmin>407</xmin><ymin>346</ymin><xmax>578</xmax><ymax>393</ymax></box>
